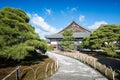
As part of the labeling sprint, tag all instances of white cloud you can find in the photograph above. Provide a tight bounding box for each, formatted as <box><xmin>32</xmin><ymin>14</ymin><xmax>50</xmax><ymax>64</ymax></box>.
<box><xmin>27</xmin><ymin>13</ymin><xmax>59</xmax><ymax>38</ymax></box>
<box><xmin>79</xmin><ymin>15</ymin><xmax>85</xmax><ymax>22</ymax></box>
<box><xmin>35</xmin><ymin>28</ymin><xmax>41</xmax><ymax>34</ymax></box>
<box><xmin>88</xmin><ymin>21</ymin><xmax>108</xmax><ymax>30</ymax></box>
<box><xmin>71</xmin><ymin>8</ymin><xmax>77</xmax><ymax>12</ymax></box>
<box><xmin>45</xmin><ymin>9</ymin><xmax>51</xmax><ymax>15</ymax></box>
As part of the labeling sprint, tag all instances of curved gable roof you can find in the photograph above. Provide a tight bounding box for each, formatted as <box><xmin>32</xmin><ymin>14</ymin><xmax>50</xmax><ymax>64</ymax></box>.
<box><xmin>58</xmin><ymin>21</ymin><xmax>90</xmax><ymax>33</ymax></box>
<box><xmin>45</xmin><ymin>21</ymin><xmax>91</xmax><ymax>39</ymax></box>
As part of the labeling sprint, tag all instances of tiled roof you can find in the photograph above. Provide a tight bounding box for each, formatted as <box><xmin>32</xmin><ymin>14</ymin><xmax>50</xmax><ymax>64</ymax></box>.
<box><xmin>45</xmin><ymin>21</ymin><xmax>91</xmax><ymax>39</ymax></box>
<box><xmin>45</xmin><ymin>32</ymin><xmax>90</xmax><ymax>39</ymax></box>
<box><xmin>58</xmin><ymin>21</ymin><xmax>90</xmax><ymax>33</ymax></box>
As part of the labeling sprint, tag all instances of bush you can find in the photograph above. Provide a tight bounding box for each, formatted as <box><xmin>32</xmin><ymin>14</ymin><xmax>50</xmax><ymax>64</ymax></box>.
<box><xmin>103</xmin><ymin>48</ymin><xmax>117</xmax><ymax>57</ymax></box>
<box><xmin>47</xmin><ymin>46</ymin><xmax>54</xmax><ymax>51</ymax></box>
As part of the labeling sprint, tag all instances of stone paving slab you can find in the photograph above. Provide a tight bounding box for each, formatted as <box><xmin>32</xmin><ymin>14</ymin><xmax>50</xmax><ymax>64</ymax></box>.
<box><xmin>44</xmin><ymin>52</ymin><xmax>108</xmax><ymax>80</ymax></box>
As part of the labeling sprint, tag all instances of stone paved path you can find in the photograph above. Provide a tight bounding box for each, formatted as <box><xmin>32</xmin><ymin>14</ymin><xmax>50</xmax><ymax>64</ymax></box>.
<box><xmin>44</xmin><ymin>52</ymin><xmax>108</xmax><ymax>80</ymax></box>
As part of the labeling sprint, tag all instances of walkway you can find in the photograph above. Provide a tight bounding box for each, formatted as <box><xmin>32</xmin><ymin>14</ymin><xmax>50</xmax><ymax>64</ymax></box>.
<box><xmin>44</xmin><ymin>52</ymin><xmax>108</xmax><ymax>80</ymax></box>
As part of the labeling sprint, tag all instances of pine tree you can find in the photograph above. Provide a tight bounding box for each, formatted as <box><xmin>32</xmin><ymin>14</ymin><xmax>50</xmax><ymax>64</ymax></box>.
<box><xmin>0</xmin><ymin>7</ymin><xmax>47</xmax><ymax>60</ymax></box>
<box><xmin>61</xmin><ymin>29</ymin><xmax>74</xmax><ymax>51</ymax></box>
<box><xmin>82</xmin><ymin>24</ymin><xmax>120</xmax><ymax>57</ymax></box>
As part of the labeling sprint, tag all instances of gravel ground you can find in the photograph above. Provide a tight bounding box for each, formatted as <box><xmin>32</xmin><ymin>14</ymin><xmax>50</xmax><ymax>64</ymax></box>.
<box><xmin>44</xmin><ymin>51</ymin><xmax>108</xmax><ymax>80</ymax></box>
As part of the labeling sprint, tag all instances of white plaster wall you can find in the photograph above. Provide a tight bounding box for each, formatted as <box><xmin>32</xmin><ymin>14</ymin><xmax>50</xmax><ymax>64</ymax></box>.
<box><xmin>51</xmin><ymin>41</ymin><xmax>57</xmax><ymax>44</ymax></box>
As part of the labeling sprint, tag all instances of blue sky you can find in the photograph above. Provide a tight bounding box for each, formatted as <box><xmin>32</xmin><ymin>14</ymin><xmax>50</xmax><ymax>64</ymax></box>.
<box><xmin>0</xmin><ymin>0</ymin><xmax>120</xmax><ymax>38</ymax></box>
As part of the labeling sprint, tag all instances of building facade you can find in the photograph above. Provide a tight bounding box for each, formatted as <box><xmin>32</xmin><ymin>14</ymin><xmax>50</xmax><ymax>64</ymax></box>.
<box><xmin>45</xmin><ymin>21</ymin><xmax>91</xmax><ymax>50</ymax></box>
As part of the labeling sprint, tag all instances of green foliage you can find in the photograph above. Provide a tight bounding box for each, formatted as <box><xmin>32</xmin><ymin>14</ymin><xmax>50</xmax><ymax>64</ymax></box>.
<box><xmin>1</xmin><ymin>43</ymin><xmax>34</xmax><ymax>60</ymax></box>
<box><xmin>0</xmin><ymin>7</ymin><xmax>29</xmax><ymax>22</ymax></box>
<box><xmin>0</xmin><ymin>7</ymin><xmax>48</xmax><ymax>60</ymax></box>
<box><xmin>36</xmin><ymin>39</ymin><xmax>48</xmax><ymax>53</ymax></box>
<box><xmin>77</xmin><ymin>42</ymin><xmax>84</xmax><ymax>49</ymax></box>
<box><xmin>82</xmin><ymin>24</ymin><xmax>120</xmax><ymax>56</ymax></box>
<box><xmin>25</xmin><ymin>39</ymin><xmax>48</xmax><ymax>53</ymax></box>
<box><xmin>47</xmin><ymin>46</ymin><xmax>54</xmax><ymax>51</ymax></box>
<box><xmin>61</xmin><ymin>29</ymin><xmax>74</xmax><ymax>51</ymax></box>
<box><xmin>102</xmin><ymin>47</ymin><xmax>117</xmax><ymax>57</ymax></box>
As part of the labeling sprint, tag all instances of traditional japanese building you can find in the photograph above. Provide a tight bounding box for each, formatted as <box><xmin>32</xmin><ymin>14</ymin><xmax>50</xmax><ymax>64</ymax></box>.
<box><xmin>45</xmin><ymin>21</ymin><xmax>91</xmax><ymax>50</ymax></box>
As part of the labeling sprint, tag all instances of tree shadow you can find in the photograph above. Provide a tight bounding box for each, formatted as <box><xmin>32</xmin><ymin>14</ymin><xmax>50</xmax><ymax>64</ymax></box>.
<box><xmin>95</xmin><ymin>56</ymin><xmax>120</xmax><ymax>71</ymax></box>
<box><xmin>82</xmin><ymin>51</ymin><xmax>120</xmax><ymax>71</ymax></box>
<box><xmin>20</xmin><ymin>71</ymin><xmax>28</xmax><ymax>80</ymax></box>
<box><xmin>0</xmin><ymin>51</ymin><xmax>48</xmax><ymax>68</ymax></box>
